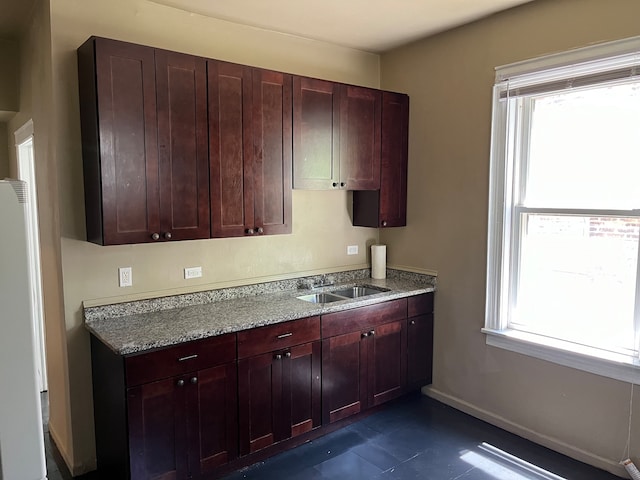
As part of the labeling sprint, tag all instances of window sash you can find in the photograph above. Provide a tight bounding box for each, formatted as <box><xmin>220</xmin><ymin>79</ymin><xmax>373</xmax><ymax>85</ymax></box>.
<box><xmin>508</xmin><ymin>207</ymin><xmax>640</xmax><ymax>358</ymax></box>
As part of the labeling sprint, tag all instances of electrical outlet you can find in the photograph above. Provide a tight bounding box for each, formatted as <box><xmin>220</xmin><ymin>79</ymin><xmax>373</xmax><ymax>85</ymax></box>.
<box><xmin>119</xmin><ymin>267</ymin><xmax>132</xmax><ymax>287</ymax></box>
<box><xmin>347</xmin><ymin>245</ymin><xmax>358</xmax><ymax>255</ymax></box>
<box><xmin>184</xmin><ymin>266</ymin><xmax>202</xmax><ymax>279</ymax></box>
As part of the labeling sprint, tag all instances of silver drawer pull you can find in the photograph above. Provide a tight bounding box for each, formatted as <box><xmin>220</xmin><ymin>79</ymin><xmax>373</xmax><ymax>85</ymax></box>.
<box><xmin>178</xmin><ymin>354</ymin><xmax>198</xmax><ymax>362</ymax></box>
<box><xmin>277</xmin><ymin>332</ymin><xmax>293</xmax><ymax>339</ymax></box>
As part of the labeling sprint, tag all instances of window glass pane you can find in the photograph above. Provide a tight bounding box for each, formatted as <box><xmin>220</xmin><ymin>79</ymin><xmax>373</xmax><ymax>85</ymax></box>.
<box><xmin>524</xmin><ymin>82</ymin><xmax>640</xmax><ymax>209</ymax></box>
<box><xmin>514</xmin><ymin>214</ymin><xmax>639</xmax><ymax>354</ymax></box>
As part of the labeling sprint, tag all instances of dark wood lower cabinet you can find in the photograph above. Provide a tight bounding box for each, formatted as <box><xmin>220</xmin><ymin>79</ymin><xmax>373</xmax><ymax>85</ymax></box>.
<box><xmin>127</xmin><ymin>363</ymin><xmax>237</xmax><ymax>480</ymax></box>
<box><xmin>407</xmin><ymin>313</ymin><xmax>434</xmax><ymax>389</ymax></box>
<box><xmin>91</xmin><ymin>333</ymin><xmax>237</xmax><ymax>480</ymax></box>
<box><xmin>238</xmin><ymin>341</ymin><xmax>321</xmax><ymax>456</ymax></box>
<box><xmin>370</xmin><ymin>319</ymin><xmax>407</xmax><ymax>406</ymax></box>
<box><xmin>407</xmin><ymin>293</ymin><xmax>435</xmax><ymax>390</ymax></box>
<box><xmin>91</xmin><ymin>294</ymin><xmax>434</xmax><ymax>479</ymax></box>
<box><xmin>321</xmin><ymin>299</ymin><xmax>408</xmax><ymax>425</ymax></box>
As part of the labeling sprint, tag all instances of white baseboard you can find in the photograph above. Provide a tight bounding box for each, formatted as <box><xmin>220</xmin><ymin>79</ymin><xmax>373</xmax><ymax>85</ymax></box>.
<box><xmin>422</xmin><ymin>386</ymin><xmax>626</xmax><ymax>478</ymax></box>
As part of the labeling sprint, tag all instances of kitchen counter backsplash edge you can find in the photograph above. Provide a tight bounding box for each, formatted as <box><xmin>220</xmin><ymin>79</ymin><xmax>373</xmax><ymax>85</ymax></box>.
<box><xmin>84</xmin><ymin>268</ymin><xmax>436</xmax><ymax>355</ymax></box>
<box><xmin>84</xmin><ymin>269</ymin><xmax>374</xmax><ymax>322</ymax></box>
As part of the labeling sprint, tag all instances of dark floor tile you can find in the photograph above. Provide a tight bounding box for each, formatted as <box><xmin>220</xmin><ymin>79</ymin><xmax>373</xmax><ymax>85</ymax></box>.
<box><xmin>312</xmin><ymin>450</ymin><xmax>383</xmax><ymax>478</ymax></box>
<box><xmin>351</xmin><ymin>439</ymin><xmax>406</xmax><ymax>471</ymax></box>
<box><xmin>45</xmin><ymin>391</ymin><xmax>620</xmax><ymax>480</ymax></box>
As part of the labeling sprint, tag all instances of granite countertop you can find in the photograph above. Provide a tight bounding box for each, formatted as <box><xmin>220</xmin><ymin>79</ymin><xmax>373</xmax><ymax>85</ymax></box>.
<box><xmin>84</xmin><ymin>269</ymin><xmax>436</xmax><ymax>355</ymax></box>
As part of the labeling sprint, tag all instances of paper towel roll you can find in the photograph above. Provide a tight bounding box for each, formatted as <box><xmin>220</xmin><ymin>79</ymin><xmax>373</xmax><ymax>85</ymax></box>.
<box><xmin>371</xmin><ymin>244</ymin><xmax>387</xmax><ymax>279</ymax></box>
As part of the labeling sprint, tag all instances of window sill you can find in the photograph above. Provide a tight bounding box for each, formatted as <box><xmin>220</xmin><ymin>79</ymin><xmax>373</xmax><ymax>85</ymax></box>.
<box><xmin>482</xmin><ymin>328</ymin><xmax>640</xmax><ymax>384</ymax></box>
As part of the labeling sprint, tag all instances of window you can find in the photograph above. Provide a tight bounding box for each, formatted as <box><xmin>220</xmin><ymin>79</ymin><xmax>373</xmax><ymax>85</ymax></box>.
<box><xmin>484</xmin><ymin>37</ymin><xmax>640</xmax><ymax>383</ymax></box>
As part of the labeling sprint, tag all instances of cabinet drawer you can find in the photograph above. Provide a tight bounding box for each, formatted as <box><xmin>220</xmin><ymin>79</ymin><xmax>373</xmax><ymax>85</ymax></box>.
<box><xmin>125</xmin><ymin>333</ymin><xmax>236</xmax><ymax>387</ymax></box>
<box><xmin>408</xmin><ymin>293</ymin><xmax>434</xmax><ymax>317</ymax></box>
<box><xmin>322</xmin><ymin>299</ymin><xmax>407</xmax><ymax>338</ymax></box>
<box><xmin>237</xmin><ymin>316</ymin><xmax>320</xmax><ymax>359</ymax></box>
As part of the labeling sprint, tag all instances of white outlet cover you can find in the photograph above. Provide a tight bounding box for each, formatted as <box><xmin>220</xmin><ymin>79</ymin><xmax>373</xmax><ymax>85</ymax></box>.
<box><xmin>184</xmin><ymin>266</ymin><xmax>203</xmax><ymax>279</ymax></box>
<box><xmin>347</xmin><ymin>245</ymin><xmax>358</xmax><ymax>255</ymax></box>
<box><xmin>119</xmin><ymin>267</ymin><xmax>132</xmax><ymax>287</ymax></box>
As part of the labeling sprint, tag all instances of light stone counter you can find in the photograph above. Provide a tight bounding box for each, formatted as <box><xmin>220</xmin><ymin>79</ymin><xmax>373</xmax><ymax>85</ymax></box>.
<box><xmin>84</xmin><ymin>269</ymin><xmax>436</xmax><ymax>355</ymax></box>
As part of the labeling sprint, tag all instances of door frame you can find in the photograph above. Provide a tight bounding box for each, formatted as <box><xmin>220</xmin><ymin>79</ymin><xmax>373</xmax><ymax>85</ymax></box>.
<box><xmin>14</xmin><ymin>119</ymin><xmax>48</xmax><ymax>392</ymax></box>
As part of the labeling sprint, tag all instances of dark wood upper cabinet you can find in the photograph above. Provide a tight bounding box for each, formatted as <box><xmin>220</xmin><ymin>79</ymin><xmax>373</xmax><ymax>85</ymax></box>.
<box><xmin>78</xmin><ymin>37</ymin><xmax>209</xmax><ymax>245</ymax></box>
<box><xmin>252</xmin><ymin>69</ymin><xmax>293</xmax><ymax>236</ymax></box>
<box><xmin>208</xmin><ymin>62</ymin><xmax>292</xmax><ymax>237</ymax></box>
<box><xmin>339</xmin><ymin>85</ymin><xmax>381</xmax><ymax>190</ymax></box>
<box><xmin>208</xmin><ymin>60</ymin><xmax>254</xmax><ymax>238</ymax></box>
<box><xmin>79</xmin><ymin>36</ymin><xmax>408</xmax><ymax>245</ymax></box>
<box><xmin>78</xmin><ymin>37</ymin><xmax>160</xmax><ymax>245</ymax></box>
<box><xmin>293</xmin><ymin>79</ymin><xmax>382</xmax><ymax>191</ymax></box>
<box><xmin>292</xmin><ymin>77</ymin><xmax>340</xmax><ymax>189</ymax></box>
<box><xmin>155</xmin><ymin>49</ymin><xmax>210</xmax><ymax>241</ymax></box>
<box><xmin>353</xmin><ymin>91</ymin><xmax>409</xmax><ymax>228</ymax></box>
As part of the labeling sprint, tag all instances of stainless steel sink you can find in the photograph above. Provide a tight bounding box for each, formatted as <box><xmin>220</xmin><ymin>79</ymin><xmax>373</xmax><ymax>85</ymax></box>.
<box><xmin>296</xmin><ymin>292</ymin><xmax>346</xmax><ymax>304</ymax></box>
<box><xmin>330</xmin><ymin>285</ymin><xmax>390</xmax><ymax>298</ymax></box>
<box><xmin>296</xmin><ymin>284</ymin><xmax>390</xmax><ymax>303</ymax></box>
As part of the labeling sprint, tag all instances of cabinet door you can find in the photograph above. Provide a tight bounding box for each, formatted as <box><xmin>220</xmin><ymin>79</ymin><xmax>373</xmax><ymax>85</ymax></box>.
<box><xmin>155</xmin><ymin>50</ymin><xmax>210</xmax><ymax>241</ymax></box>
<box><xmin>188</xmin><ymin>363</ymin><xmax>238</xmax><ymax>477</ymax></box>
<box><xmin>287</xmin><ymin>341</ymin><xmax>321</xmax><ymax>438</ymax></box>
<box><xmin>379</xmin><ymin>92</ymin><xmax>409</xmax><ymax>227</ymax></box>
<box><xmin>292</xmin><ymin>77</ymin><xmax>340</xmax><ymax>189</ymax></box>
<box><xmin>252</xmin><ymin>69</ymin><xmax>293</xmax><ymax>235</ymax></box>
<box><xmin>208</xmin><ymin>60</ymin><xmax>254</xmax><ymax>238</ymax></box>
<box><xmin>339</xmin><ymin>85</ymin><xmax>381</xmax><ymax>190</ymax></box>
<box><xmin>85</xmin><ymin>38</ymin><xmax>160</xmax><ymax>245</ymax></box>
<box><xmin>369</xmin><ymin>320</ymin><xmax>407</xmax><ymax>407</ymax></box>
<box><xmin>128</xmin><ymin>377</ymin><xmax>187</xmax><ymax>480</ymax></box>
<box><xmin>321</xmin><ymin>331</ymin><xmax>367</xmax><ymax>424</ymax></box>
<box><xmin>238</xmin><ymin>351</ymin><xmax>283</xmax><ymax>455</ymax></box>
<box><xmin>352</xmin><ymin>92</ymin><xmax>408</xmax><ymax>227</ymax></box>
<box><xmin>407</xmin><ymin>313</ymin><xmax>434</xmax><ymax>389</ymax></box>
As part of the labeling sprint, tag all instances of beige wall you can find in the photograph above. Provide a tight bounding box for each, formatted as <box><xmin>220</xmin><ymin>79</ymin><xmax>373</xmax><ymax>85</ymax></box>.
<box><xmin>0</xmin><ymin>122</ymin><xmax>8</xmax><ymax>177</ymax></box>
<box><xmin>48</xmin><ymin>0</ymin><xmax>380</xmax><ymax>473</ymax></box>
<box><xmin>0</xmin><ymin>37</ymin><xmax>19</xmax><ymax>115</ymax></box>
<box><xmin>381</xmin><ymin>0</ymin><xmax>640</xmax><ymax>475</ymax></box>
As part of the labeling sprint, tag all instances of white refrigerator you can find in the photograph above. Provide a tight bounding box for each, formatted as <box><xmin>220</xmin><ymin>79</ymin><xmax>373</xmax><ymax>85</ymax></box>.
<box><xmin>0</xmin><ymin>179</ymin><xmax>47</xmax><ymax>480</ymax></box>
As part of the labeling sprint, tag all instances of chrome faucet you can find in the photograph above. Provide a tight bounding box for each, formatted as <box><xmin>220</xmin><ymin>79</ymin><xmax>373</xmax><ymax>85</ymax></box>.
<box><xmin>313</xmin><ymin>274</ymin><xmax>335</xmax><ymax>288</ymax></box>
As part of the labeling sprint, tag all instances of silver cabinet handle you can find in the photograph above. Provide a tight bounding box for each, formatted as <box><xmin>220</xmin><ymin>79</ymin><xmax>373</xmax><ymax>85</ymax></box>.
<box><xmin>285</xmin><ymin>351</ymin><xmax>291</xmax><ymax>358</ymax></box>
<box><xmin>178</xmin><ymin>354</ymin><xmax>198</xmax><ymax>362</ymax></box>
<box><xmin>361</xmin><ymin>332</ymin><xmax>370</xmax><ymax>338</ymax></box>
<box><xmin>164</xmin><ymin>232</ymin><xmax>172</xmax><ymax>240</ymax></box>
<box><xmin>177</xmin><ymin>379</ymin><xmax>185</xmax><ymax>387</ymax></box>
<box><xmin>257</xmin><ymin>227</ymin><xmax>264</xmax><ymax>234</ymax></box>
<box><xmin>277</xmin><ymin>332</ymin><xmax>293</xmax><ymax>339</ymax></box>
<box><xmin>246</xmin><ymin>228</ymin><xmax>255</xmax><ymax>235</ymax></box>
<box><xmin>190</xmin><ymin>377</ymin><xmax>198</xmax><ymax>384</ymax></box>
<box><xmin>151</xmin><ymin>233</ymin><xmax>160</xmax><ymax>240</ymax></box>
<box><xmin>275</xmin><ymin>353</ymin><xmax>282</xmax><ymax>360</ymax></box>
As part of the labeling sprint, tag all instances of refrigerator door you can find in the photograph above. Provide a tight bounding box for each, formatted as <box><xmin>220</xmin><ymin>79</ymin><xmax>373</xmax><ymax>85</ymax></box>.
<box><xmin>0</xmin><ymin>179</ymin><xmax>47</xmax><ymax>480</ymax></box>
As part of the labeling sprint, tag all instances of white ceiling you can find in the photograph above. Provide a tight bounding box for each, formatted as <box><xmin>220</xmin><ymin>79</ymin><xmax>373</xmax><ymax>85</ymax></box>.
<box><xmin>149</xmin><ymin>0</ymin><xmax>534</xmax><ymax>52</ymax></box>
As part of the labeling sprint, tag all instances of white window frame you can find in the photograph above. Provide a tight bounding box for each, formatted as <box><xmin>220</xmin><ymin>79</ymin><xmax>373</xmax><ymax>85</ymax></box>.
<box><xmin>483</xmin><ymin>36</ymin><xmax>640</xmax><ymax>384</ymax></box>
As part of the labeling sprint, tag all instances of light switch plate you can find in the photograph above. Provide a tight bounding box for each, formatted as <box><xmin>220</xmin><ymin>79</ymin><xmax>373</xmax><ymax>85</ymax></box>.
<box><xmin>347</xmin><ymin>245</ymin><xmax>358</xmax><ymax>255</ymax></box>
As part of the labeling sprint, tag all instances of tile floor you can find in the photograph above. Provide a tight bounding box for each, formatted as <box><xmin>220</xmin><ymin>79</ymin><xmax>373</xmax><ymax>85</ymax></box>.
<box><xmin>43</xmin><ymin>392</ymin><xmax>621</xmax><ymax>479</ymax></box>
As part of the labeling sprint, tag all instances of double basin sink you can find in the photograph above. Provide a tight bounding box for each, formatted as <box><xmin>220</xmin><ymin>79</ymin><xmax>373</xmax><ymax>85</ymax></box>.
<box><xmin>297</xmin><ymin>285</ymin><xmax>390</xmax><ymax>304</ymax></box>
